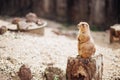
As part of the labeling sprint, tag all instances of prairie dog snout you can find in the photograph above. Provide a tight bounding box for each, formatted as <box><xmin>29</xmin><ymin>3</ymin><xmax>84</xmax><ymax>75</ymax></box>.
<box><xmin>78</xmin><ymin>22</ymin><xmax>90</xmax><ymax>33</ymax></box>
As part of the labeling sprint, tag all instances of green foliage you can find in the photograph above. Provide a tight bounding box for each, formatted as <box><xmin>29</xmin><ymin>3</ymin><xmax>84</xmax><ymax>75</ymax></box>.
<box><xmin>90</xmin><ymin>25</ymin><xmax>99</xmax><ymax>31</ymax></box>
<box><xmin>54</xmin><ymin>75</ymin><xmax>59</xmax><ymax>80</ymax></box>
<box><xmin>14</xmin><ymin>36</ymin><xmax>18</xmax><ymax>39</ymax></box>
<box><xmin>62</xmin><ymin>23</ymin><xmax>72</xmax><ymax>27</ymax></box>
<box><xmin>61</xmin><ymin>22</ymin><xmax>78</xmax><ymax>31</ymax></box>
<box><xmin>90</xmin><ymin>25</ymin><xmax>108</xmax><ymax>31</ymax></box>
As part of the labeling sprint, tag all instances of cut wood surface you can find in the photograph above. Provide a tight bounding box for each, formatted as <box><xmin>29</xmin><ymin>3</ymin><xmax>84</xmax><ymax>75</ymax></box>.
<box><xmin>66</xmin><ymin>54</ymin><xmax>103</xmax><ymax>80</ymax></box>
<box><xmin>110</xmin><ymin>24</ymin><xmax>120</xmax><ymax>43</ymax></box>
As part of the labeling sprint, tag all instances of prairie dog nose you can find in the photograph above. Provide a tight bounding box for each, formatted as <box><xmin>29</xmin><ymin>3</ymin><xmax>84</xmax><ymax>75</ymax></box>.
<box><xmin>81</xmin><ymin>24</ymin><xmax>85</xmax><ymax>28</ymax></box>
<box><xmin>81</xmin><ymin>24</ymin><xmax>84</xmax><ymax>26</ymax></box>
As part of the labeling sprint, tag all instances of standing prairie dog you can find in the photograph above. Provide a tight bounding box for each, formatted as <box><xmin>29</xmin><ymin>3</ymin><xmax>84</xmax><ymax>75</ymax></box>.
<box><xmin>77</xmin><ymin>22</ymin><xmax>96</xmax><ymax>59</ymax></box>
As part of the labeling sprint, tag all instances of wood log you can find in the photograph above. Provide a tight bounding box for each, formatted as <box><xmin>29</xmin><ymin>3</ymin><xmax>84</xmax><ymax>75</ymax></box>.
<box><xmin>89</xmin><ymin>0</ymin><xmax>106</xmax><ymax>25</ymax></box>
<box><xmin>66</xmin><ymin>54</ymin><xmax>103</xmax><ymax>80</ymax></box>
<box><xmin>110</xmin><ymin>24</ymin><xmax>120</xmax><ymax>43</ymax></box>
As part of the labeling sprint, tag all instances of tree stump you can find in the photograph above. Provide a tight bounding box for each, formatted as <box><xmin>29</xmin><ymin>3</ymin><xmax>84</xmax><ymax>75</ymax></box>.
<box><xmin>66</xmin><ymin>54</ymin><xmax>103</xmax><ymax>80</ymax></box>
<box><xmin>110</xmin><ymin>24</ymin><xmax>120</xmax><ymax>43</ymax></box>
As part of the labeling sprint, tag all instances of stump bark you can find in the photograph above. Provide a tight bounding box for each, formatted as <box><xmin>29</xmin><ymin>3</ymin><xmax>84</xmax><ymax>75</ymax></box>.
<box><xmin>66</xmin><ymin>54</ymin><xmax>103</xmax><ymax>80</ymax></box>
<box><xmin>110</xmin><ymin>24</ymin><xmax>120</xmax><ymax>43</ymax></box>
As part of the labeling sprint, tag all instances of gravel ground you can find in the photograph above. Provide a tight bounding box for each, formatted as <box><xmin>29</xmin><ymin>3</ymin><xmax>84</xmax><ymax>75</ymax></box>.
<box><xmin>0</xmin><ymin>19</ymin><xmax>120</xmax><ymax>80</ymax></box>
<box><xmin>0</xmin><ymin>28</ymin><xmax>77</xmax><ymax>80</ymax></box>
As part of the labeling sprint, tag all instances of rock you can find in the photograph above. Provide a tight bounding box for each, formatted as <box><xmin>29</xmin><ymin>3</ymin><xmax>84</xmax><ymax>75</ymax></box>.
<box><xmin>17</xmin><ymin>21</ymin><xmax>28</xmax><ymax>30</ymax></box>
<box><xmin>36</xmin><ymin>19</ymin><xmax>43</xmax><ymax>26</ymax></box>
<box><xmin>10</xmin><ymin>72</ymin><xmax>15</xmax><ymax>77</ymax></box>
<box><xmin>44</xmin><ymin>67</ymin><xmax>65</xmax><ymax>80</ymax></box>
<box><xmin>0</xmin><ymin>26</ymin><xmax>7</xmax><ymax>35</ymax></box>
<box><xmin>7</xmin><ymin>57</ymin><xmax>17</xmax><ymax>64</ymax></box>
<box><xmin>26</xmin><ymin>12</ymin><xmax>38</xmax><ymax>23</ymax></box>
<box><xmin>12</xmin><ymin>17</ymin><xmax>21</xmax><ymax>24</ymax></box>
<box><xmin>0</xmin><ymin>73</ymin><xmax>9</xmax><ymax>80</ymax></box>
<box><xmin>18</xmin><ymin>64</ymin><xmax>32</xmax><ymax>80</ymax></box>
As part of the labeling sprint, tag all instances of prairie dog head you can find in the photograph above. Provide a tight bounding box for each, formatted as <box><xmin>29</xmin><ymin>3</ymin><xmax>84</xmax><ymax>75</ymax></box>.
<box><xmin>77</xmin><ymin>22</ymin><xmax>91</xmax><ymax>43</ymax></box>
<box><xmin>77</xmin><ymin>22</ymin><xmax>90</xmax><ymax>34</ymax></box>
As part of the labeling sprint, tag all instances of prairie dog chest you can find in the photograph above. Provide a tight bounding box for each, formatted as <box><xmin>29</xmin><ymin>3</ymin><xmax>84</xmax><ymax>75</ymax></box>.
<box><xmin>77</xmin><ymin>22</ymin><xmax>93</xmax><ymax>44</ymax></box>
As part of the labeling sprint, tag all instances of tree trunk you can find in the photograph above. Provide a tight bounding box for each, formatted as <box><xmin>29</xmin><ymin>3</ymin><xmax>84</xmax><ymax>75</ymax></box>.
<box><xmin>89</xmin><ymin>0</ymin><xmax>106</xmax><ymax>29</ymax></box>
<box><xmin>66</xmin><ymin>54</ymin><xmax>103</xmax><ymax>80</ymax></box>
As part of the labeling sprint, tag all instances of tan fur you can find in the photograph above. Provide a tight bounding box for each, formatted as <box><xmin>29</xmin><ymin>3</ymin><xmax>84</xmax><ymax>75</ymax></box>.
<box><xmin>77</xmin><ymin>22</ymin><xmax>96</xmax><ymax>58</ymax></box>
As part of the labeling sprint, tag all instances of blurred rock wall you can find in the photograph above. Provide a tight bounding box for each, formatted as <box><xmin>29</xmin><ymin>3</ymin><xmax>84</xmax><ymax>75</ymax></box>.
<box><xmin>0</xmin><ymin>0</ymin><xmax>119</xmax><ymax>30</ymax></box>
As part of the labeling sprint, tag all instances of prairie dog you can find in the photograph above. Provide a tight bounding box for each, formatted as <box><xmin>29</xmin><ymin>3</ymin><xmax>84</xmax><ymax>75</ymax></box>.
<box><xmin>77</xmin><ymin>22</ymin><xmax>96</xmax><ymax>58</ymax></box>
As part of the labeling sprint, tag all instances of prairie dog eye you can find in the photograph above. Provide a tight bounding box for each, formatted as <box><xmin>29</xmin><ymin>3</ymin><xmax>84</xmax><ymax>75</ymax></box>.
<box><xmin>81</xmin><ymin>24</ymin><xmax>84</xmax><ymax>26</ymax></box>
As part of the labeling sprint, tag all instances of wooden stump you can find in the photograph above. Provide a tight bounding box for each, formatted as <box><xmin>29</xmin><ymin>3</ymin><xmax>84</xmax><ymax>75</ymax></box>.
<box><xmin>110</xmin><ymin>24</ymin><xmax>120</xmax><ymax>43</ymax></box>
<box><xmin>66</xmin><ymin>54</ymin><xmax>103</xmax><ymax>80</ymax></box>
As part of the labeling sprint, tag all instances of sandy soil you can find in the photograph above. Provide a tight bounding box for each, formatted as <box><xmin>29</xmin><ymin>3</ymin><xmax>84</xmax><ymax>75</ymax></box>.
<box><xmin>0</xmin><ymin>18</ymin><xmax>120</xmax><ymax>80</ymax></box>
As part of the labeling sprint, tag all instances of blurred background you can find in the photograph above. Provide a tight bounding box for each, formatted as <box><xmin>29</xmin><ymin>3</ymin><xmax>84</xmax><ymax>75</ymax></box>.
<box><xmin>0</xmin><ymin>0</ymin><xmax>119</xmax><ymax>30</ymax></box>
<box><xmin>0</xmin><ymin>0</ymin><xmax>120</xmax><ymax>80</ymax></box>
